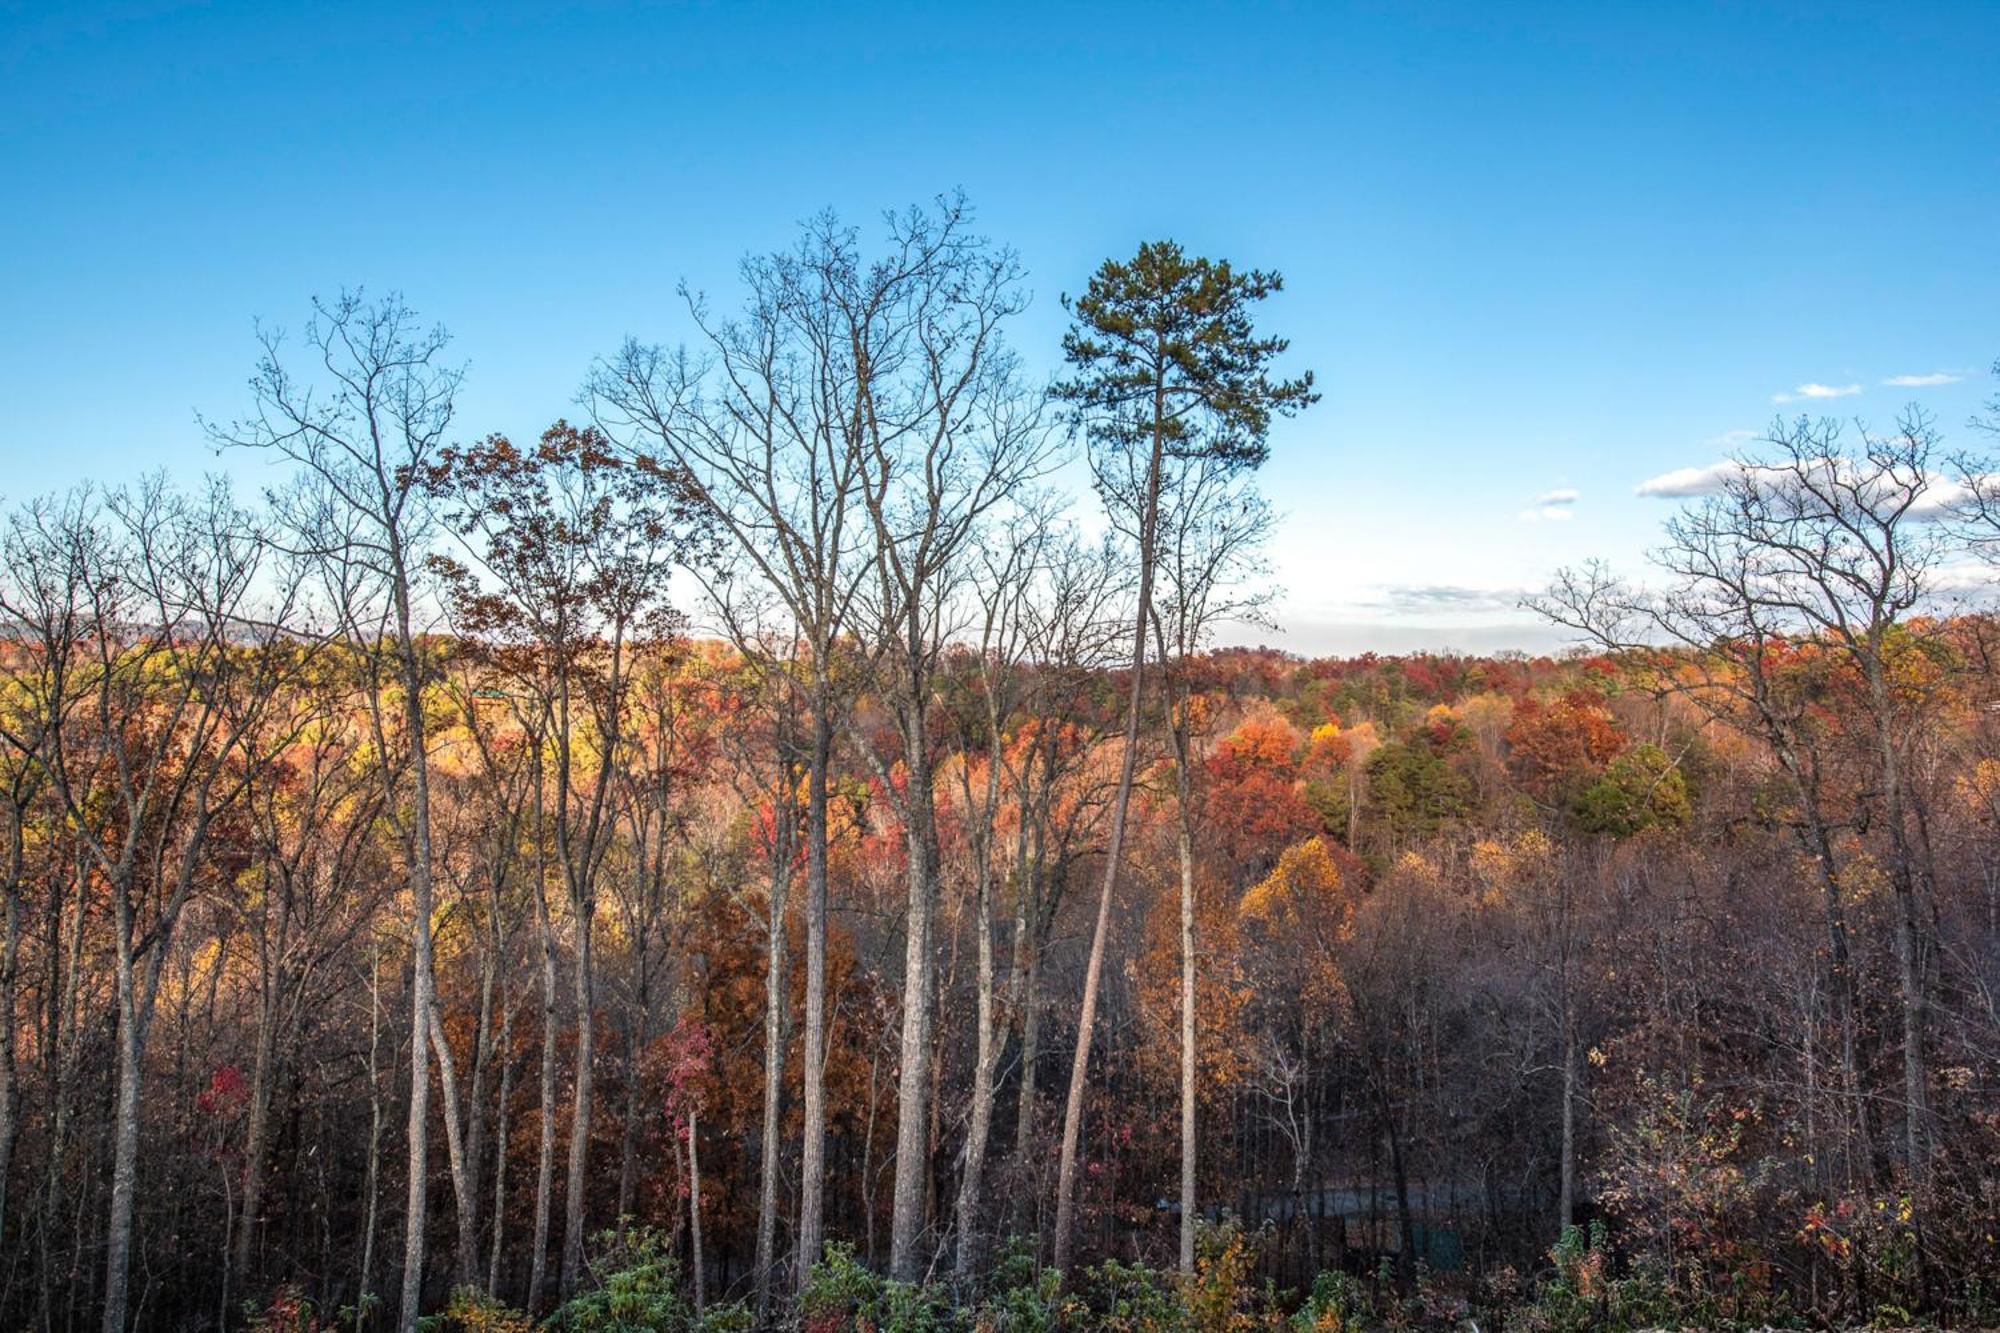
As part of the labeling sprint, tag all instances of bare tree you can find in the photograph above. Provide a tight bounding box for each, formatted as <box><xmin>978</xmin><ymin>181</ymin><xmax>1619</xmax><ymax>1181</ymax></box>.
<box><xmin>0</xmin><ymin>479</ymin><xmax>306</xmax><ymax>1332</ymax></box>
<box><xmin>207</xmin><ymin>291</ymin><xmax>463</xmax><ymax>1331</ymax></box>
<box><xmin>592</xmin><ymin>222</ymin><xmax>874</xmax><ymax>1296</ymax></box>
<box><xmin>1146</xmin><ymin>456</ymin><xmax>1275</xmax><ymax>1272</ymax></box>
<box><xmin>945</xmin><ymin>501</ymin><xmax>1057</xmax><ymax>1281</ymax></box>
<box><xmin>1532</xmin><ymin>412</ymin><xmax>1951</xmax><ymax>1184</ymax></box>
<box><xmin>829</xmin><ymin>198</ymin><xmax>1061</xmax><ymax>1281</ymax></box>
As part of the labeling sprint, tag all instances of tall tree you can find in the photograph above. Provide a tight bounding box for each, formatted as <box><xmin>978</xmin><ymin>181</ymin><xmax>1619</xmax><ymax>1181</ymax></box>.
<box><xmin>1534</xmin><ymin>413</ymin><xmax>1950</xmax><ymax>1186</ymax></box>
<box><xmin>593</xmin><ymin>231</ymin><xmax>872</xmax><ymax>1294</ymax></box>
<box><xmin>1047</xmin><ymin>241</ymin><xmax>1314</xmax><ymax>1272</ymax></box>
<box><xmin>833</xmin><ymin>198</ymin><xmax>1059</xmax><ymax>1282</ymax></box>
<box><xmin>427</xmin><ymin>421</ymin><xmax>705</xmax><ymax>1296</ymax></box>
<box><xmin>207</xmin><ymin>292</ymin><xmax>463</xmax><ymax>1332</ymax></box>
<box><xmin>1147</xmin><ymin>455</ymin><xmax>1275</xmax><ymax>1271</ymax></box>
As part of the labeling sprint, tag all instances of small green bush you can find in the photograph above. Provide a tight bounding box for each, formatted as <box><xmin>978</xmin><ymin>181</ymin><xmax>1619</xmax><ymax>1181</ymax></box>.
<box><xmin>546</xmin><ymin>1227</ymin><xmax>746</xmax><ymax>1333</ymax></box>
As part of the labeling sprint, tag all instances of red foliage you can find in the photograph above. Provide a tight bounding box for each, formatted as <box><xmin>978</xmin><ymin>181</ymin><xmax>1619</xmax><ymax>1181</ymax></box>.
<box><xmin>1504</xmin><ymin>687</ymin><xmax>1625</xmax><ymax>800</ymax></box>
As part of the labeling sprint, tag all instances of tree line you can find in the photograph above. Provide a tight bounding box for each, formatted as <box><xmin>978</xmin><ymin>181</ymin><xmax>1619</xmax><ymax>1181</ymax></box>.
<box><xmin>0</xmin><ymin>197</ymin><xmax>1996</xmax><ymax>1330</ymax></box>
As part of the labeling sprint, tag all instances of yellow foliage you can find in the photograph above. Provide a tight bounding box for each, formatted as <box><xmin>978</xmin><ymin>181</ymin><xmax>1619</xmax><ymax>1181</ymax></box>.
<box><xmin>1239</xmin><ymin>836</ymin><xmax>1344</xmax><ymax>927</ymax></box>
<box><xmin>1959</xmin><ymin>757</ymin><xmax>2000</xmax><ymax>813</ymax></box>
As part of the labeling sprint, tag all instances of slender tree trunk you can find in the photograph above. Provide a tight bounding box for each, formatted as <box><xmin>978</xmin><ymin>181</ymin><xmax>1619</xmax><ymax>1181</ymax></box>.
<box><xmin>460</xmin><ymin>950</ymin><xmax>497</xmax><ymax>1287</ymax></box>
<box><xmin>235</xmin><ymin>951</ymin><xmax>283</xmax><ymax>1284</ymax></box>
<box><xmin>1872</xmin><ymin>685</ymin><xmax>1932</xmax><ymax>1182</ymax></box>
<box><xmin>889</xmin><ymin>714</ymin><xmax>940</xmax><ymax>1283</ymax></box>
<box><xmin>618</xmin><ymin>1016</ymin><xmax>642</xmax><ymax>1223</ymax></box>
<box><xmin>0</xmin><ymin>844</ymin><xmax>21</xmax><ymax>1246</ymax></box>
<box><xmin>1369</xmin><ymin>1047</ymin><xmax>1417</xmax><ymax>1291</ymax></box>
<box><xmin>396</xmin><ymin>589</ymin><xmax>443</xmax><ymax>1333</ymax></box>
<box><xmin>1175</xmin><ymin>744</ymin><xmax>1198</xmax><ymax>1274</ymax></box>
<box><xmin>1052</xmin><ymin>427</ymin><xmax>1163</xmax><ymax>1274</ymax></box>
<box><xmin>1559</xmin><ymin>978</ymin><xmax>1577</xmax><ymax>1231</ymax></box>
<box><xmin>358</xmin><ymin>942</ymin><xmax>384</xmax><ymax>1333</ymax></box>
<box><xmin>561</xmin><ymin>899</ymin><xmax>596</xmax><ymax>1296</ymax></box>
<box><xmin>425</xmin><ymin>1003</ymin><xmax>477</xmax><ymax>1288</ymax></box>
<box><xmin>755</xmin><ymin>813</ymin><xmax>792</xmax><ymax>1322</ymax></box>
<box><xmin>796</xmin><ymin>708</ymin><xmax>833</xmax><ymax>1293</ymax></box>
<box><xmin>688</xmin><ymin>1108</ymin><xmax>706</xmax><ymax>1316</ymax></box>
<box><xmin>489</xmin><ymin>975</ymin><xmax>513</xmax><ymax>1299</ymax></box>
<box><xmin>100</xmin><ymin>882</ymin><xmax>142</xmax><ymax>1333</ymax></box>
<box><xmin>1012</xmin><ymin>889</ymin><xmax>1044</xmax><ymax>1174</ymax></box>
<box><xmin>952</xmin><ymin>822</ymin><xmax>1001</xmax><ymax>1281</ymax></box>
<box><xmin>528</xmin><ymin>760</ymin><xmax>559</xmax><ymax>1313</ymax></box>
<box><xmin>529</xmin><ymin>892</ymin><xmax>559</xmax><ymax>1310</ymax></box>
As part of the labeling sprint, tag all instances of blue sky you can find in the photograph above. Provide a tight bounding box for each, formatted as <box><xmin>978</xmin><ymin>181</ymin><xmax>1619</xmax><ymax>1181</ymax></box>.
<box><xmin>3</xmin><ymin>1</ymin><xmax>1997</xmax><ymax>652</ymax></box>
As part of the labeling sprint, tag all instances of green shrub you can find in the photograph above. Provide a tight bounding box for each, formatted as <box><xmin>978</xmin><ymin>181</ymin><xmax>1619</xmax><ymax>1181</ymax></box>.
<box><xmin>548</xmin><ymin>1227</ymin><xmax>694</xmax><ymax>1333</ymax></box>
<box><xmin>1290</xmin><ymin>1270</ymin><xmax>1365</xmax><ymax>1333</ymax></box>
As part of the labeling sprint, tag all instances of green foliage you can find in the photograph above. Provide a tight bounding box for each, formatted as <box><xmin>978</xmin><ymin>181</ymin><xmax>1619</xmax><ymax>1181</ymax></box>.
<box><xmin>545</xmin><ymin>1227</ymin><xmax>748</xmax><ymax>1333</ymax></box>
<box><xmin>1364</xmin><ymin>742</ymin><xmax>1475</xmax><ymax>843</ymax></box>
<box><xmin>1569</xmin><ymin>744</ymin><xmax>1690</xmax><ymax>837</ymax></box>
<box><xmin>1504</xmin><ymin>1222</ymin><xmax>1699</xmax><ymax>1333</ymax></box>
<box><xmin>1054</xmin><ymin>241</ymin><xmax>1317</xmax><ymax>474</ymax></box>
<box><xmin>800</xmin><ymin>1240</ymin><xmax>947</xmax><ymax>1333</ymax></box>
<box><xmin>1073</xmin><ymin>1258</ymin><xmax>1185</xmax><ymax>1333</ymax></box>
<box><xmin>1289</xmin><ymin>1270</ymin><xmax>1365</xmax><ymax>1333</ymax></box>
<box><xmin>975</xmin><ymin>1236</ymin><xmax>1067</xmax><ymax>1333</ymax></box>
<box><xmin>1300</xmin><ymin>777</ymin><xmax>1350</xmax><ymax>841</ymax></box>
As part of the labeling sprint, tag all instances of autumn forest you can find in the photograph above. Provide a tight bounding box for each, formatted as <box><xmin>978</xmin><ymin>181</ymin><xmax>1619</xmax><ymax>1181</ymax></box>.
<box><xmin>3</xmin><ymin>201</ymin><xmax>1999</xmax><ymax>1333</ymax></box>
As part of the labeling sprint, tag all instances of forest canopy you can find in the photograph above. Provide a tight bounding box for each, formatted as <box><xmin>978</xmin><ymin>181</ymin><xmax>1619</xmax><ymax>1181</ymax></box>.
<box><xmin>1</xmin><ymin>201</ymin><xmax>1998</xmax><ymax>1333</ymax></box>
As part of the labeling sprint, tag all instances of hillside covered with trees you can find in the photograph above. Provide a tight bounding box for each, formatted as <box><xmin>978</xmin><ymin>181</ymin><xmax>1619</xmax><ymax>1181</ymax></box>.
<box><xmin>1</xmin><ymin>202</ymin><xmax>1997</xmax><ymax>1332</ymax></box>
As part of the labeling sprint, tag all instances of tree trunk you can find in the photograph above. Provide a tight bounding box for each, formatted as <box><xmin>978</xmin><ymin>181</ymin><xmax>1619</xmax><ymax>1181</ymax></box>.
<box><xmin>489</xmin><ymin>976</ymin><xmax>514</xmax><ymax>1298</ymax></box>
<box><xmin>528</xmin><ymin>866</ymin><xmax>559</xmax><ymax>1311</ymax></box>
<box><xmin>1872</xmin><ymin>679</ymin><xmax>1933</xmax><ymax>1182</ymax></box>
<box><xmin>396</xmin><ymin>591</ymin><xmax>442</xmax><ymax>1333</ymax></box>
<box><xmin>1559</xmin><ymin>978</ymin><xmax>1577</xmax><ymax>1232</ymax></box>
<box><xmin>755</xmin><ymin>811</ymin><xmax>792</xmax><ymax>1322</ymax></box>
<box><xmin>796</xmin><ymin>709</ymin><xmax>833</xmax><ymax>1293</ymax></box>
<box><xmin>235</xmin><ymin>949</ymin><xmax>283</xmax><ymax>1284</ymax></box>
<box><xmin>358</xmin><ymin>942</ymin><xmax>384</xmax><ymax>1333</ymax></box>
<box><xmin>0</xmin><ymin>839</ymin><xmax>21</xmax><ymax>1249</ymax></box>
<box><xmin>425</xmin><ymin>1003</ymin><xmax>478</xmax><ymax>1289</ymax></box>
<box><xmin>1176</xmin><ymin>751</ymin><xmax>1198</xmax><ymax>1275</ymax></box>
<box><xmin>688</xmin><ymin>1108</ymin><xmax>706</xmax><ymax>1315</ymax></box>
<box><xmin>561</xmin><ymin>898</ymin><xmax>596</xmax><ymax>1298</ymax></box>
<box><xmin>1052</xmin><ymin>425</ymin><xmax>1163</xmax><ymax>1274</ymax></box>
<box><xmin>617</xmin><ymin>996</ymin><xmax>646</xmax><ymax>1223</ymax></box>
<box><xmin>888</xmin><ymin>713</ymin><xmax>940</xmax><ymax>1283</ymax></box>
<box><xmin>100</xmin><ymin>882</ymin><xmax>142</xmax><ymax>1333</ymax></box>
<box><xmin>951</xmin><ymin>816</ymin><xmax>1001</xmax><ymax>1281</ymax></box>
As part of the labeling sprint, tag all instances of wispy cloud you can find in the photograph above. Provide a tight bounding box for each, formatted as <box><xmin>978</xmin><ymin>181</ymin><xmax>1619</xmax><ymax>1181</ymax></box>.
<box><xmin>1772</xmin><ymin>382</ymin><xmax>1862</xmax><ymax>404</ymax></box>
<box><xmin>1519</xmin><ymin>487</ymin><xmax>1578</xmax><ymax>522</ymax></box>
<box><xmin>1883</xmin><ymin>370</ymin><xmax>1963</xmax><ymax>388</ymax></box>
<box><xmin>1371</xmin><ymin>584</ymin><xmax>1528</xmax><ymax>616</ymax></box>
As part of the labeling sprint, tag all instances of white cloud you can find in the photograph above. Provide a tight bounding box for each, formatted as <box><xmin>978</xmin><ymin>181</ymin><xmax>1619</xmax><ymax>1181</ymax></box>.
<box><xmin>1635</xmin><ymin>460</ymin><xmax>1739</xmax><ymax>498</ymax></box>
<box><xmin>1883</xmin><ymin>371</ymin><xmax>1963</xmax><ymax>388</ymax></box>
<box><xmin>1518</xmin><ymin>486</ymin><xmax>1578</xmax><ymax>521</ymax></box>
<box><xmin>1634</xmin><ymin>456</ymin><xmax>1971</xmax><ymax>518</ymax></box>
<box><xmin>1772</xmin><ymin>382</ymin><xmax>1862</xmax><ymax>404</ymax></box>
